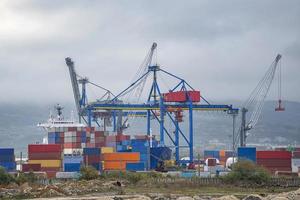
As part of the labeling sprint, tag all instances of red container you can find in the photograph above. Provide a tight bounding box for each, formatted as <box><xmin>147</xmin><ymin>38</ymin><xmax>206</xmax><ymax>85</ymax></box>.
<box><xmin>207</xmin><ymin>158</ymin><xmax>217</xmax><ymax>166</ymax></box>
<box><xmin>63</xmin><ymin>143</ymin><xmax>81</xmax><ymax>149</ymax></box>
<box><xmin>22</xmin><ymin>164</ymin><xmax>41</xmax><ymax>172</ymax></box>
<box><xmin>95</xmin><ymin>131</ymin><xmax>105</xmax><ymax>137</ymax></box>
<box><xmin>163</xmin><ymin>90</ymin><xmax>200</xmax><ymax>102</ymax></box>
<box><xmin>293</xmin><ymin>151</ymin><xmax>300</xmax><ymax>158</ymax></box>
<box><xmin>29</xmin><ymin>152</ymin><xmax>62</xmax><ymax>160</ymax></box>
<box><xmin>106</xmin><ymin>136</ymin><xmax>116</xmax><ymax>142</ymax></box>
<box><xmin>256</xmin><ymin>151</ymin><xmax>292</xmax><ymax>159</ymax></box>
<box><xmin>94</xmin><ymin>142</ymin><xmax>105</xmax><ymax>148</ymax></box>
<box><xmin>68</xmin><ymin>127</ymin><xmax>77</xmax><ymax>131</ymax></box>
<box><xmin>257</xmin><ymin>158</ymin><xmax>291</xmax><ymax>167</ymax></box>
<box><xmin>116</xmin><ymin>134</ymin><xmax>130</xmax><ymax>142</ymax></box>
<box><xmin>83</xmin><ymin>155</ymin><xmax>100</xmax><ymax>164</ymax></box>
<box><xmin>28</xmin><ymin>144</ymin><xmax>62</xmax><ymax>153</ymax></box>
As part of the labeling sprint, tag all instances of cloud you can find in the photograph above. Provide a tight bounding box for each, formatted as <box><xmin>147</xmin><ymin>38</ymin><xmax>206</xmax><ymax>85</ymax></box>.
<box><xmin>0</xmin><ymin>0</ymin><xmax>299</xmax><ymax>105</ymax></box>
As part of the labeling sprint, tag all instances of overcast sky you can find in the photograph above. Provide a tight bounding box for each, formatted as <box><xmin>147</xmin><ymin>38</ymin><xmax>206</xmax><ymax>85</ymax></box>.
<box><xmin>0</xmin><ymin>0</ymin><xmax>299</xmax><ymax>106</ymax></box>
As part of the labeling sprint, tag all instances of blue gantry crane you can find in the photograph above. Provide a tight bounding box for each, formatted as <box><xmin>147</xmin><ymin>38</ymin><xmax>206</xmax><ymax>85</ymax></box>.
<box><xmin>65</xmin><ymin>43</ymin><xmax>238</xmax><ymax>163</ymax></box>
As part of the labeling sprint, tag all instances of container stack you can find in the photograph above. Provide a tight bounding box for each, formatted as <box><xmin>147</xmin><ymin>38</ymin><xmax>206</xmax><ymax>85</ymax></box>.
<box><xmin>28</xmin><ymin>144</ymin><xmax>62</xmax><ymax>178</ymax></box>
<box><xmin>22</xmin><ymin>164</ymin><xmax>41</xmax><ymax>172</ymax></box>
<box><xmin>131</xmin><ymin>139</ymin><xmax>150</xmax><ymax>170</ymax></box>
<box><xmin>0</xmin><ymin>148</ymin><xmax>16</xmax><ymax>172</ymax></box>
<box><xmin>150</xmin><ymin>147</ymin><xmax>172</xmax><ymax>169</ymax></box>
<box><xmin>63</xmin><ymin>155</ymin><xmax>83</xmax><ymax>172</ymax></box>
<box><xmin>86</xmin><ymin>130</ymin><xmax>107</xmax><ymax>148</ymax></box>
<box><xmin>204</xmin><ymin>150</ymin><xmax>220</xmax><ymax>160</ymax></box>
<box><xmin>83</xmin><ymin>147</ymin><xmax>101</xmax><ymax>170</ymax></box>
<box><xmin>102</xmin><ymin>152</ymin><xmax>140</xmax><ymax>171</ymax></box>
<box><xmin>257</xmin><ymin>151</ymin><xmax>292</xmax><ymax>173</ymax></box>
<box><xmin>219</xmin><ymin>150</ymin><xmax>234</xmax><ymax>166</ymax></box>
<box><xmin>238</xmin><ymin>147</ymin><xmax>256</xmax><ymax>162</ymax></box>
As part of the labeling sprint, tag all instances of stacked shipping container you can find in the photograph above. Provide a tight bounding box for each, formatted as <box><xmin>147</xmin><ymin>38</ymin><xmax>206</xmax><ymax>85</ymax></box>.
<box><xmin>238</xmin><ymin>147</ymin><xmax>256</xmax><ymax>162</ymax></box>
<box><xmin>257</xmin><ymin>151</ymin><xmax>292</xmax><ymax>173</ymax></box>
<box><xmin>83</xmin><ymin>147</ymin><xmax>101</xmax><ymax>170</ymax></box>
<box><xmin>219</xmin><ymin>150</ymin><xmax>234</xmax><ymax>166</ymax></box>
<box><xmin>64</xmin><ymin>155</ymin><xmax>83</xmax><ymax>172</ymax></box>
<box><xmin>102</xmin><ymin>152</ymin><xmax>140</xmax><ymax>171</ymax></box>
<box><xmin>27</xmin><ymin>144</ymin><xmax>62</xmax><ymax>178</ymax></box>
<box><xmin>0</xmin><ymin>148</ymin><xmax>16</xmax><ymax>172</ymax></box>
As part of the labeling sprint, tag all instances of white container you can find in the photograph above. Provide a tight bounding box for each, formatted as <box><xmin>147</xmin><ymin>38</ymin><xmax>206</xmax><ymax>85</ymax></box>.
<box><xmin>199</xmin><ymin>171</ymin><xmax>210</xmax><ymax>177</ymax></box>
<box><xmin>292</xmin><ymin>159</ymin><xmax>300</xmax><ymax>172</ymax></box>
<box><xmin>64</xmin><ymin>148</ymin><xmax>83</xmax><ymax>155</ymax></box>
<box><xmin>56</xmin><ymin>172</ymin><xmax>80</xmax><ymax>179</ymax></box>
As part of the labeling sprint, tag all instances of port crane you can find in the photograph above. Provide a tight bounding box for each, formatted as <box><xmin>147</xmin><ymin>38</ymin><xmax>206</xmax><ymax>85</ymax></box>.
<box><xmin>65</xmin><ymin>43</ymin><xmax>239</xmax><ymax>163</ymax></box>
<box><xmin>238</xmin><ymin>54</ymin><xmax>284</xmax><ymax>147</ymax></box>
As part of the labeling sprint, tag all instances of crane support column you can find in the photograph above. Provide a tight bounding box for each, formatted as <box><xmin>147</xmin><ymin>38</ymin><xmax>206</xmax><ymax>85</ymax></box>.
<box><xmin>147</xmin><ymin>110</ymin><xmax>151</xmax><ymax>135</ymax></box>
<box><xmin>175</xmin><ymin>120</ymin><xmax>180</xmax><ymax>163</ymax></box>
<box><xmin>240</xmin><ymin>107</ymin><xmax>248</xmax><ymax>147</ymax></box>
<box><xmin>189</xmin><ymin>101</ymin><xmax>194</xmax><ymax>162</ymax></box>
<box><xmin>159</xmin><ymin>97</ymin><xmax>165</xmax><ymax>145</ymax></box>
<box><xmin>88</xmin><ymin>108</ymin><xmax>92</xmax><ymax>127</ymax></box>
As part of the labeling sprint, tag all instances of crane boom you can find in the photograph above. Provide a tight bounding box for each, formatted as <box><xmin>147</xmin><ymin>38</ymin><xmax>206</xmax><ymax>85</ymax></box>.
<box><xmin>239</xmin><ymin>54</ymin><xmax>282</xmax><ymax>147</ymax></box>
<box><xmin>65</xmin><ymin>57</ymin><xmax>81</xmax><ymax>121</ymax></box>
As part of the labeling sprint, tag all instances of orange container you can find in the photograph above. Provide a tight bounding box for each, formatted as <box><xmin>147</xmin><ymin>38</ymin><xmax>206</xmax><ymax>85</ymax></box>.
<box><xmin>103</xmin><ymin>161</ymin><xmax>127</xmax><ymax>170</ymax></box>
<box><xmin>102</xmin><ymin>152</ymin><xmax>140</xmax><ymax>161</ymax></box>
<box><xmin>220</xmin><ymin>150</ymin><xmax>226</xmax><ymax>157</ymax></box>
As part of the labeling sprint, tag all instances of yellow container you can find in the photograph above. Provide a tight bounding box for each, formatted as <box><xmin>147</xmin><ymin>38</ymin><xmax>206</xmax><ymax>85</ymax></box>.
<box><xmin>101</xmin><ymin>147</ymin><xmax>114</xmax><ymax>153</ymax></box>
<box><xmin>28</xmin><ymin>160</ymin><xmax>61</xmax><ymax>168</ymax></box>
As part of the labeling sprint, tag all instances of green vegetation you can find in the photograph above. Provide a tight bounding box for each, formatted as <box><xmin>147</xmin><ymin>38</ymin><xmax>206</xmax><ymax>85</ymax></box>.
<box><xmin>0</xmin><ymin>167</ymin><xmax>14</xmax><ymax>184</ymax></box>
<box><xmin>80</xmin><ymin>166</ymin><xmax>99</xmax><ymax>180</ymax></box>
<box><xmin>222</xmin><ymin>160</ymin><xmax>271</xmax><ymax>185</ymax></box>
<box><xmin>15</xmin><ymin>171</ymin><xmax>37</xmax><ymax>185</ymax></box>
<box><xmin>0</xmin><ymin>167</ymin><xmax>37</xmax><ymax>185</ymax></box>
<box><xmin>99</xmin><ymin>171</ymin><xmax>163</xmax><ymax>184</ymax></box>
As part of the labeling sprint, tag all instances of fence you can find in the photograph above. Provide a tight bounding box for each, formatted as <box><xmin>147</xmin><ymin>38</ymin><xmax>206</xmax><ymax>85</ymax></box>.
<box><xmin>149</xmin><ymin>177</ymin><xmax>300</xmax><ymax>187</ymax></box>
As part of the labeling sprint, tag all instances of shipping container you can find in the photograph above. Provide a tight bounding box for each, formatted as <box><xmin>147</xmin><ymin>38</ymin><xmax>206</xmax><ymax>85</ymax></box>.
<box><xmin>83</xmin><ymin>148</ymin><xmax>100</xmax><ymax>155</ymax></box>
<box><xmin>28</xmin><ymin>144</ymin><xmax>62</xmax><ymax>153</ymax></box>
<box><xmin>0</xmin><ymin>148</ymin><xmax>14</xmax><ymax>155</ymax></box>
<box><xmin>0</xmin><ymin>162</ymin><xmax>16</xmax><ymax>171</ymax></box>
<box><xmin>101</xmin><ymin>147</ymin><xmax>114</xmax><ymax>154</ymax></box>
<box><xmin>102</xmin><ymin>152</ymin><xmax>140</xmax><ymax>161</ymax></box>
<box><xmin>103</xmin><ymin>161</ymin><xmax>128</xmax><ymax>170</ymax></box>
<box><xmin>126</xmin><ymin>162</ymin><xmax>145</xmax><ymax>171</ymax></box>
<box><xmin>63</xmin><ymin>155</ymin><xmax>83</xmax><ymax>164</ymax></box>
<box><xmin>56</xmin><ymin>172</ymin><xmax>80</xmax><ymax>179</ymax></box>
<box><xmin>29</xmin><ymin>152</ymin><xmax>62</xmax><ymax>160</ymax></box>
<box><xmin>64</xmin><ymin>163</ymin><xmax>82</xmax><ymax>172</ymax></box>
<box><xmin>238</xmin><ymin>147</ymin><xmax>256</xmax><ymax>162</ymax></box>
<box><xmin>22</xmin><ymin>164</ymin><xmax>41</xmax><ymax>172</ymax></box>
<box><xmin>257</xmin><ymin>151</ymin><xmax>291</xmax><ymax>159</ymax></box>
<box><xmin>28</xmin><ymin>160</ymin><xmax>61</xmax><ymax>168</ymax></box>
<box><xmin>163</xmin><ymin>90</ymin><xmax>200</xmax><ymax>102</ymax></box>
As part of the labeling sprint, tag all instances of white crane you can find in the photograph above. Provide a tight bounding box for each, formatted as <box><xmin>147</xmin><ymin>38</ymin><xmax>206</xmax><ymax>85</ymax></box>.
<box><xmin>238</xmin><ymin>54</ymin><xmax>284</xmax><ymax>147</ymax></box>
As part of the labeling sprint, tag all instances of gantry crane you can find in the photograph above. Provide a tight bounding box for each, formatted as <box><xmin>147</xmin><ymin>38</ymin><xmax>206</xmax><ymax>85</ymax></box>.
<box><xmin>238</xmin><ymin>54</ymin><xmax>284</xmax><ymax>147</ymax></box>
<box><xmin>70</xmin><ymin>43</ymin><xmax>238</xmax><ymax>163</ymax></box>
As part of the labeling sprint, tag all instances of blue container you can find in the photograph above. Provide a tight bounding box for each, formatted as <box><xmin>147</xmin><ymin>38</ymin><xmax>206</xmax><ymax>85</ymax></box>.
<box><xmin>0</xmin><ymin>148</ymin><xmax>14</xmax><ymax>156</ymax></box>
<box><xmin>64</xmin><ymin>163</ymin><xmax>82</xmax><ymax>172</ymax></box>
<box><xmin>181</xmin><ymin>171</ymin><xmax>196</xmax><ymax>178</ymax></box>
<box><xmin>140</xmin><ymin>154</ymin><xmax>149</xmax><ymax>161</ymax></box>
<box><xmin>0</xmin><ymin>155</ymin><xmax>15</xmax><ymax>162</ymax></box>
<box><xmin>121</xmin><ymin>140</ymin><xmax>131</xmax><ymax>146</ymax></box>
<box><xmin>64</xmin><ymin>155</ymin><xmax>83</xmax><ymax>164</ymax></box>
<box><xmin>116</xmin><ymin>145</ymin><xmax>129</xmax><ymax>152</ymax></box>
<box><xmin>0</xmin><ymin>162</ymin><xmax>16</xmax><ymax>171</ymax></box>
<box><xmin>83</xmin><ymin>148</ymin><xmax>100</xmax><ymax>155</ymax></box>
<box><xmin>126</xmin><ymin>162</ymin><xmax>145</xmax><ymax>171</ymax></box>
<box><xmin>204</xmin><ymin>150</ymin><xmax>220</xmax><ymax>159</ymax></box>
<box><xmin>150</xmin><ymin>147</ymin><xmax>172</xmax><ymax>169</ymax></box>
<box><xmin>238</xmin><ymin>147</ymin><xmax>256</xmax><ymax>162</ymax></box>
